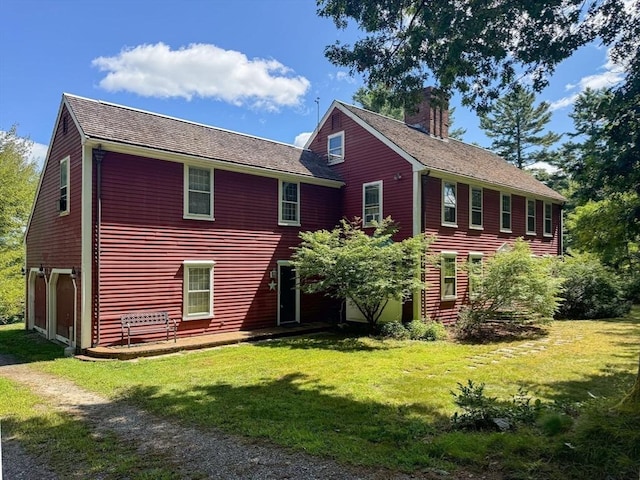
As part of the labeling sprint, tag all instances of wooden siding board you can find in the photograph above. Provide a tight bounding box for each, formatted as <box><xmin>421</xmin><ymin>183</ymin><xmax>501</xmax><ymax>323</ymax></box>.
<box><xmin>422</xmin><ymin>175</ymin><xmax>560</xmax><ymax>323</ymax></box>
<box><xmin>96</xmin><ymin>152</ymin><xmax>340</xmax><ymax>345</ymax></box>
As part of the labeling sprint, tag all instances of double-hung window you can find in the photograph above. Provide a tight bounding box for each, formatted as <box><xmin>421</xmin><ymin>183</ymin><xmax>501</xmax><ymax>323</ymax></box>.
<box><xmin>544</xmin><ymin>202</ymin><xmax>553</xmax><ymax>236</ymax></box>
<box><xmin>469</xmin><ymin>186</ymin><xmax>483</xmax><ymax>229</ymax></box>
<box><xmin>363</xmin><ymin>181</ymin><xmax>382</xmax><ymax>227</ymax></box>
<box><xmin>441</xmin><ymin>253</ymin><xmax>457</xmax><ymax>300</ymax></box>
<box><xmin>442</xmin><ymin>181</ymin><xmax>457</xmax><ymax>226</ymax></box>
<box><xmin>526</xmin><ymin>199</ymin><xmax>536</xmax><ymax>235</ymax></box>
<box><xmin>501</xmin><ymin>193</ymin><xmax>512</xmax><ymax>232</ymax></box>
<box><xmin>183</xmin><ymin>260</ymin><xmax>215</xmax><ymax>320</ymax></box>
<box><xmin>468</xmin><ymin>253</ymin><xmax>484</xmax><ymax>299</ymax></box>
<box><xmin>327</xmin><ymin>131</ymin><xmax>344</xmax><ymax>165</ymax></box>
<box><xmin>279</xmin><ymin>181</ymin><xmax>300</xmax><ymax>226</ymax></box>
<box><xmin>184</xmin><ymin>165</ymin><xmax>213</xmax><ymax>220</ymax></box>
<box><xmin>59</xmin><ymin>156</ymin><xmax>70</xmax><ymax>214</ymax></box>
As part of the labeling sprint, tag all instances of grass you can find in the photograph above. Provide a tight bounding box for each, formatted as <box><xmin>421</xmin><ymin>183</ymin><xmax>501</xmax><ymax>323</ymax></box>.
<box><xmin>1</xmin><ymin>309</ymin><xmax>639</xmax><ymax>479</ymax></box>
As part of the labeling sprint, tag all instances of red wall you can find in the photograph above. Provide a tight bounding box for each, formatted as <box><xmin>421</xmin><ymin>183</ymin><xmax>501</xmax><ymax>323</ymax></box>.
<box><xmin>25</xmin><ymin>105</ymin><xmax>83</xmax><ymax>341</ymax></box>
<box><xmin>96</xmin><ymin>152</ymin><xmax>341</xmax><ymax>345</ymax></box>
<box><xmin>308</xmin><ymin>108</ymin><xmax>414</xmax><ymax>239</ymax></box>
<box><xmin>422</xmin><ymin>175</ymin><xmax>561</xmax><ymax>322</ymax></box>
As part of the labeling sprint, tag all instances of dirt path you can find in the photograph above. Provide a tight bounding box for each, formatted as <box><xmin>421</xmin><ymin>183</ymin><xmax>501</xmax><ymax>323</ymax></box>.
<box><xmin>0</xmin><ymin>355</ymin><xmax>458</xmax><ymax>479</ymax></box>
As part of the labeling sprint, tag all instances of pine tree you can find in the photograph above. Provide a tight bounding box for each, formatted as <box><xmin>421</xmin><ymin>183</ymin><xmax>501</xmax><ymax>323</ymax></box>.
<box><xmin>478</xmin><ymin>85</ymin><xmax>560</xmax><ymax>169</ymax></box>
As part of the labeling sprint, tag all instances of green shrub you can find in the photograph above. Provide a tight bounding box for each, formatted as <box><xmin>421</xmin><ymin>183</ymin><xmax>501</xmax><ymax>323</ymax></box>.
<box><xmin>422</xmin><ymin>320</ymin><xmax>448</xmax><ymax>341</ymax></box>
<box><xmin>379</xmin><ymin>321</ymin><xmax>410</xmax><ymax>340</ymax></box>
<box><xmin>557</xmin><ymin>253</ymin><xmax>631</xmax><ymax>319</ymax></box>
<box><xmin>406</xmin><ymin>319</ymin><xmax>428</xmax><ymax>339</ymax></box>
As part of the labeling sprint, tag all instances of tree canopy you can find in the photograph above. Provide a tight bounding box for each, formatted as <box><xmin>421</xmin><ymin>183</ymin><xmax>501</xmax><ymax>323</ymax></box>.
<box><xmin>318</xmin><ymin>0</ymin><xmax>638</xmax><ymax>112</ymax></box>
<box><xmin>0</xmin><ymin>126</ymin><xmax>39</xmax><ymax>321</ymax></box>
<box><xmin>479</xmin><ymin>85</ymin><xmax>560</xmax><ymax>169</ymax></box>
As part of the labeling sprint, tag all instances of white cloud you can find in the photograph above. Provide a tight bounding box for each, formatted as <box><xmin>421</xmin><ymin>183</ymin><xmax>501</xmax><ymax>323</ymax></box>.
<box><xmin>92</xmin><ymin>42</ymin><xmax>310</xmax><ymax>111</ymax></box>
<box><xmin>329</xmin><ymin>71</ymin><xmax>356</xmax><ymax>84</ymax></box>
<box><xmin>294</xmin><ymin>132</ymin><xmax>312</xmax><ymax>148</ymax></box>
<box><xmin>30</xmin><ymin>142</ymin><xmax>48</xmax><ymax>171</ymax></box>
<box><xmin>550</xmin><ymin>49</ymin><xmax>625</xmax><ymax>111</ymax></box>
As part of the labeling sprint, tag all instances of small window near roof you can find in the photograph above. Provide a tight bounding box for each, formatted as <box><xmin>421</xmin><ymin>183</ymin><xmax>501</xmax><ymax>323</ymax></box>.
<box><xmin>184</xmin><ymin>165</ymin><xmax>213</xmax><ymax>220</ymax></box>
<box><xmin>279</xmin><ymin>181</ymin><xmax>300</xmax><ymax>226</ymax></box>
<box><xmin>442</xmin><ymin>181</ymin><xmax>457</xmax><ymax>226</ymax></box>
<box><xmin>526</xmin><ymin>199</ymin><xmax>536</xmax><ymax>235</ymax></box>
<box><xmin>469</xmin><ymin>186</ymin><xmax>483</xmax><ymax>229</ymax></box>
<box><xmin>544</xmin><ymin>202</ymin><xmax>553</xmax><ymax>236</ymax></box>
<box><xmin>327</xmin><ymin>131</ymin><xmax>344</xmax><ymax>165</ymax></box>
<box><xmin>501</xmin><ymin>193</ymin><xmax>512</xmax><ymax>232</ymax></box>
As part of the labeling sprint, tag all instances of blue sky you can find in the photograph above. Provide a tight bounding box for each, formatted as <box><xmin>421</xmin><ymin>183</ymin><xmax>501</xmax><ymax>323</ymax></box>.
<box><xmin>0</xmin><ymin>0</ymin><xmax>628</xmax><ymax>170</ymax></box>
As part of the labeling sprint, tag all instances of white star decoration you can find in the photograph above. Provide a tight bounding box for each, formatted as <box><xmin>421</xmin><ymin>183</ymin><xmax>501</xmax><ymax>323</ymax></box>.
<box><xmin>268</xmin><ymin>280</ymin><xmax>277</xmax><ymax>291</ymax></box>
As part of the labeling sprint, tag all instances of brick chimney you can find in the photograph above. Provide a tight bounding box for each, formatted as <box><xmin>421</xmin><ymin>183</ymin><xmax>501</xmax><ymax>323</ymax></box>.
<box><xmin>404</xmin><ymin>87</ymin><xmax>449</xmax><ymax>139</ymax></box>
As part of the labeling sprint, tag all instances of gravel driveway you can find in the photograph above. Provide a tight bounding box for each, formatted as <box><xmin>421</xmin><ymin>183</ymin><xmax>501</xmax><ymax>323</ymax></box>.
<box><xmin>0</xmin><ymin>354</ymin><xmax>464</xmax><ymax>479</ymax></box>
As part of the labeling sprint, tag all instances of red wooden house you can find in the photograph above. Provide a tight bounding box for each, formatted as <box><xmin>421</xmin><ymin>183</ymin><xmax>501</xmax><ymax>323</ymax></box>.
<box><xmin>25</xmin><ymin>90</ymin><xmax>564</xmax><ymax>351</ymax></box>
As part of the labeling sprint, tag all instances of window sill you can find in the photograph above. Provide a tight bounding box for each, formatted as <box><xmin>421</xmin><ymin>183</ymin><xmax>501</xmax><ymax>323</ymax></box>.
<box><xmin>183</xmin><ymin>215</ymin><xmax>215</xmax><ymax>221</ymax></box>
<box><xmin>59</xmin><ymin>211</ymin><xmax>70</xmax><ymax>217</ymax></box>
<box><xmin>500</xmin><ymin>229</ymin><xmax>512</xmax><ymax>234</ymax></box>
<box><xmin>182</xmin><ymin>314</ymin><xmax>214</xmax><ymax>321</ymax></box>
<box><xmin>441</xmin><ymin>296</ymin><xmax>457</xmax><ymax>302</ymax></box>
<box><xmin>543</xmin><ymin>233</ymin><xmax>553</xmax><ymax>238</ymax></box>
<box><xmin>469</xmin><ymin>225</ymin><xmax>483</xmax><ymax>231</ymax></box>
<box><xmin>278</xmin><ymin>221</ymin><xmax>301</xmax><ymax>227</ymax></box>
<box><xmin>327</xmin><ymin>158</ymin><xmax>344</xmax><ymax>166</ymax></box>
<box><xmin>441</xmin><ymin>223</ymin><xmax>458</xmax><ymax>228</ymax></box>
<box><xmin>526</xmin><ymin>232</ymin><xmax>537</xmax><ymax>236</ymax></box>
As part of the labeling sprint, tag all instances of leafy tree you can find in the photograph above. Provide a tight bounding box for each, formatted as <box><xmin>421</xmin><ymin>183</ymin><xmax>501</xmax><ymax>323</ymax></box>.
<box><xmin>479</xmin><ymin>85</ymin><xmax>560</xmax><ymax>169</ymax></box>
<box><xmin>0</xmin><ymin>126</ymin><xmax>39</xmax><ymax>321</ymax></box>
<box><xmin>291</xmin><ymin>218</ymin><xmax>434</xmax><ymax>329</ymax></box>
<box><xmin>457</xmin><ymin>239</ymin><xmax>563</xmax><ymax>337</ymax></box>
<box><xmin>318</xmin><ymin>0</ymin><xmax>638</xmax><ymax>113</ymax></box>
<box><xmin>565</xmin><ymin>196</ymin><xmax>639</xmax><ymax>270</ymax></box>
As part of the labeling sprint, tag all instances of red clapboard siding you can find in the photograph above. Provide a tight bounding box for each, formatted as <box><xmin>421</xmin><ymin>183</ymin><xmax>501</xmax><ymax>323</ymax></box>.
<box><xmin>309</xmin><ymin>108</ymin><xmax>414</xmax><ymax>239</ymax></box>
<box><xmin>96</xmin><ymin>152</ymin><xmax>341</xmax><ymax>345</ymax></box>
<box><xmin>422</xmin><ymin>175</ymin><xmax>560</xmax><ymax>323</ymax></box>
<box><xmin>25</xmin><ymin>104</ymin><xmax>83</xmax><ymax>338</ymax></box>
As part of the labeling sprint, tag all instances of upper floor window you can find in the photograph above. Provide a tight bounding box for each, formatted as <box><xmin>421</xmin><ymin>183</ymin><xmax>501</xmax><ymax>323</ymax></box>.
<box><xmin>363</xmin><ymin>181</ymin><xmax>382</xmax><ymax>227</ymax></box>
<box><xmin>327</xmin><ymin>131</ymin><xmax>344</xmax><ymax>165</ymax></box>
<box><xmin>183</xmin><ymin>260</ymin><xmax>215</xmax><ymax>320</ymax></box>
<box><xmin>526</xmin><ymin>198</ymin><xmax>536</xmax><ymax>235</ymax></box>
<box><xmin>544</xmin><ymin>202</ymin><xmax>553</xmax><ymax>236</ymax></box>
<box><xmin>441</xmin><ymin>252</ymin><xmax>457</xmax><ymax>301</ymax></box>
<box><xmin>184</xmin><ymin>165</ymin><xmax>213</xmax><ymax>220</ymax></box>
<box><xmin>501</xmin><ymin>193</ymin><xmax>512</xmax><ymax>232</ymax></box>
<box><xmin>279</xmin><ymin>181</ymin><xmax>300</xmax><ymax>226</ymax></box>
<box><xmin>442</xmin><ymin>181</ymin><xmax>457</xmax><ymax>226</ymax></box>
<box><xmin>59</xmin><ymin>156</ymin><xmax>70</xmax><ymax>215</ymax></box>
<box><xmin>469</xmin><ymin>186</ymin><xmax>483</xmax><ymax>229</ymax></box>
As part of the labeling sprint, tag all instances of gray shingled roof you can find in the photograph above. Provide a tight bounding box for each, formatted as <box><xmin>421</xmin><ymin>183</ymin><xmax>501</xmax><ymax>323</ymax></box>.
<box><xmin>338</xmin><ymin>102</ymin><xmax>566</xmax><ymax>202</ymax></box>
<box><xmin>64</xmin><ymin>94</ymin><xmax>342</xmax><ymax>182</ymax></box>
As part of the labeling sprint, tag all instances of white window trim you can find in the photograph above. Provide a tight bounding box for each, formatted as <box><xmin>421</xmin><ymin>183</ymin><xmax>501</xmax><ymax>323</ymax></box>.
<box><xmin>183</xmin><ymin>164</ymin><xmax>214</xmax><ymax>221</ymax></box>
<box><xmin>183</xmin><ymin>260</ymin><xmax>215</xmax><ymax>321</ymax></box>
<box><xmin>440</xmin><ymin>252</ymin><xmax>457</xmax><ymax>301</ymax></box>
<box><xmin>327</xmin><ymin>131</ymin><xmax>345</xmax><ymax>165</ymax></box>
<box><xmin>59</xmin><ymin>156</ymin><xmax>70</xmax><ymax>216</ymax></box>
<box><xmin>278</xmin><ymin>180</ymin><xmax>301</xmax><ymax>226</ymax></box>
<box><xmin>362</xmin><ymin>180</ymin><xmax>383</xmax><ymax>227</ymax></box>
<box><xmin>441</xmin><ymin>181</ymin><xmax>458</xmax><ymax>227</ymax></box>
<box><xmin>469</xmin><ymin>186</ymin><xmax>483</xmax><ymax>230</ymax></box>
<box><xmin>526</xmin><ymin>198</ymin><xmax>537</xmax><ymax>236</ymax></box>
<box><xmin>500</xmin><ymin>193</ymin><xmax>512</xmax><ymax>233</ymax></box>
<box><xmin>544</xmin><ymin>202</ymin><xmax>553</xmax><ymax>237</ymax></box>
<box><xmin>468</xmin><ymin>252</ymin><xmax>484</xmax><ymax>299</ymax></box>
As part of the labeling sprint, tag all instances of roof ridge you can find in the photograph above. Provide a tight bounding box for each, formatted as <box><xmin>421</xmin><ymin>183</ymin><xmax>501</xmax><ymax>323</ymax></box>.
<box><xmin>63</xmin><ymin>93</ymin><xmax>311</xmax><ymax>153</ymax></box>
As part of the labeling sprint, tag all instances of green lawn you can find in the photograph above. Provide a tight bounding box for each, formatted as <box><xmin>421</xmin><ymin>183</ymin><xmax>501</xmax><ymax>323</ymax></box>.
<box><xmin>1</xmin><ymin>309</ymin><xmax>639</xmax><ymax>479</ymax></box>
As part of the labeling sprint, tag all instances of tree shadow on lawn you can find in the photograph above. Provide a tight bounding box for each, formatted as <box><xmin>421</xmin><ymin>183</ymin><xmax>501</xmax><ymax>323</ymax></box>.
<box><xmin>0</xmin><ymin>326</ymin><xmax>65</xmax><ymax>364</ymax></box>
<box><xmin>114</xmin><ymin>371</ymin><xmax>453</xmax><ymax>469</ymax></box>
<box><xmin>454</xmin><ymin>323</ymin><xmax>550</xmax><ymax>345</ymax></box>
<box><xmin>259</xmin><ymin>333</ymin><xmax>396</xmax><ymax>352</ymax></box>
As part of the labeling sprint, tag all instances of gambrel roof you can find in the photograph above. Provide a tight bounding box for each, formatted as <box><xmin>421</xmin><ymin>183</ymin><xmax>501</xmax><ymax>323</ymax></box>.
<box><xmin>64</xmin><ymin>94</ymin><xmax>342</xmax><ymax>183</ymax></box>
<box><xmin>335</xmin><ymin>101</ymin><xmax>566</xmax><ymax>202</ymax></box>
